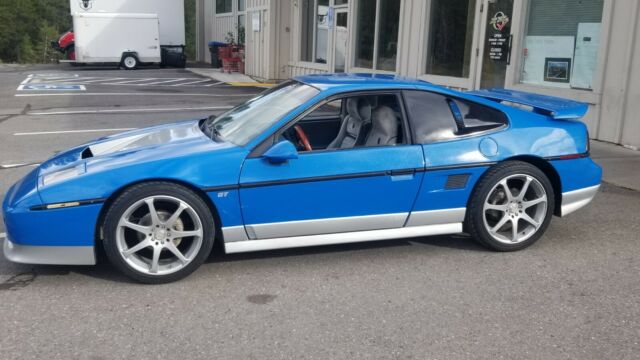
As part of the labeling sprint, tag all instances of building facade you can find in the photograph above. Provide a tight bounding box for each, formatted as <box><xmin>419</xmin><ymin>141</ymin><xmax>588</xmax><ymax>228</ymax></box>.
<box><xmin>197</xmin><ymin>0</ymin><xmax>640</xmax><ymax>149</ymax></box>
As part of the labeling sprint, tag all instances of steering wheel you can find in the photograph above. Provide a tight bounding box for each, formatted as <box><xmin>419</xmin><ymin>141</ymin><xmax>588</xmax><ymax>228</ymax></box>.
<box><xmin>294</xmin><ymin>125</ymin><xmax>312</xmax><ymax>152</ymax></box>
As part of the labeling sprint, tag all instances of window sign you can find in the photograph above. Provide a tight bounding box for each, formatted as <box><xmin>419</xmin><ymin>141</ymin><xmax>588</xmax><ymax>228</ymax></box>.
<box><xmin>520</xmin><ymin>0</ymin><xmax>604</xmax><ymax>90</ymax></box>
<box><xmin>479</xmin><ymin>0</ymin><xmax>513</xmax><ymax>89</ymax></box>
<box><xmin>572</xmin><ymin>23</ymin><xmax>601</xmax><ymax>89</ymax></box>
<box><xmin>522</xmin><ymin>36</ymin><xmax>575</xmax><ymax>88</ymax></box>
<box><xmin>488</xmin><ymin>12</ymin><xmax>510</xmax><ymax>61</ymax></box>
<box><xmin>544</xmin><ymin>58</ymin><xmax>572</xmax><ymax>83</ymax></box>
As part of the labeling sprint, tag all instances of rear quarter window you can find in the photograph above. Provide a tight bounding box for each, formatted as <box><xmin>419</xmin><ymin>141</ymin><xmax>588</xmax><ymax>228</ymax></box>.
<box><xmin>403</xmin><ymin>90</ymin><xmax>508</xmax><ymax>144</ymax></box>
<box><xmin>451</xmin><ymin>98</ymin><xmax>508</xmax><ymax>133</ymax></box>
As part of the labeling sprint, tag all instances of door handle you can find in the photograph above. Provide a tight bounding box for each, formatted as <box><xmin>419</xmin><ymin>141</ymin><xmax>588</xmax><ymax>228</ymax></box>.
<box><xmin>387</xmin><ymin>169</ymin><xmax>416</xmax><ymax>176</ymax></box>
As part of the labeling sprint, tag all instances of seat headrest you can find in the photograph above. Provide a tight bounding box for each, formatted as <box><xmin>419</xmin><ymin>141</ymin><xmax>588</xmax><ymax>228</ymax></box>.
<box><xmin>346</xmin><ymin>98</ymin><xmax>372</xmax><ymax>121</ymax></box>
<box><xmin>371</xmin><ymin>106</ymin><xmax>397</xmax><ymax>135</ymax></box>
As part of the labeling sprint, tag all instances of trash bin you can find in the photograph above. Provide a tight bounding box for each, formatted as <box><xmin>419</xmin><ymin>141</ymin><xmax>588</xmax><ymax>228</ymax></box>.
<box><xmin>160</xmin><ymin>45</ymin><xmax>187</xmax><ymax>68</ymax></box>
<box><xmin>208</xmin><ymin>41</ymin><xmax>226</xmax><ymax>68</ymax></box>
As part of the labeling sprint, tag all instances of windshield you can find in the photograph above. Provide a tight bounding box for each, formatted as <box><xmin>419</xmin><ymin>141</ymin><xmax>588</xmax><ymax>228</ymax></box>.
<box><xmin>202</xmin><ymin>81</ymin><xmax>319</xmax><ymax>145</ymax></box>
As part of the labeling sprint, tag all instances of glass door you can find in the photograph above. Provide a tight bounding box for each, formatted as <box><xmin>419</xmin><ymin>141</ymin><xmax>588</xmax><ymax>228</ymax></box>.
<box><xmin>477</xmin><ymin>0</ymin><xmax>514</xmax><ymax>88</ymax></box>
<box><xmin>333</xmin><ymin>9</ymin><xmax>349</xmax><ymax>72</ymax></box>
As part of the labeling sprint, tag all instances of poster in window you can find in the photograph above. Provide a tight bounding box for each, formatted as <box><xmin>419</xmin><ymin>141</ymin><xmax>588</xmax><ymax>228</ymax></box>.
<box><xmin>544</xmin><ymin>58</ymin><xmax>572</xmax><ymax>83</ymax></box>
<box><xmin>571</xmin><ymin>23</ymin><xmax>601</xmax><ymax>89</ymax></box>
<box><xmin>522</xmin><ymin>36</ymin><xmax>575</xmax><ymax>88</ymax></box>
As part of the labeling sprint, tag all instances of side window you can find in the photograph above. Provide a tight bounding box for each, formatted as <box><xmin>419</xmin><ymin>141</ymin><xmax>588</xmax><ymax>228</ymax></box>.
<box><xmin>284</xmin><ymin>93</ymin><xmax>405</xmax><ymax>152</ymax></box>
<box><xmin>451</xmin><ymin>99</ymin><xmax>508</xmax><ymax>132</ymax></box>
<box><xmin>308</xmin><ymin>99</ymin><xmax>343</xmax><ymax>118</ymax></box>
<box><xmin>403</xmin><ymin>90</ymin><xmax>458</xmax><ymax>143</ymax></box>
<box><xmin>403</xmin><ymin>90</ymin><xmax>508</xmax><ymax>143</ymax></box>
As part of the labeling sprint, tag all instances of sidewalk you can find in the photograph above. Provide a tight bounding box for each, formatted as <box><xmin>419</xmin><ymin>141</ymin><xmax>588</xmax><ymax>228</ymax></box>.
<box><xmin>186</xmin><ymin>67</ymin><xmax>274</xmax><ymax>88</ymax></box>
<box><xmin>590</xmin><ymin>140</ymin><xmax>640</xmax><ymax>191</ymax></box>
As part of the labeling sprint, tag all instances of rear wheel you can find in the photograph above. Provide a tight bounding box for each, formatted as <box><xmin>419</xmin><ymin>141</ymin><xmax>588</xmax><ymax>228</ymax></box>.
<box><xmin>466</xmin><ymin>161</ymin><xmax>554</xmax><ymax>251</ymax></box>
<box><xmin>103</xmin><ymin>182</ymin><xmax>215</xmax><ymax>283</ymax></box>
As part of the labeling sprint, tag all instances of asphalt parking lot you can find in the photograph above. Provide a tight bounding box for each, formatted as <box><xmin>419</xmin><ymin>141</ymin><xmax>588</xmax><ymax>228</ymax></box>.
<box><xmin>1</xmin><ymin>64</ymin><xmax>639</xmax><ymax>360</ymax></box>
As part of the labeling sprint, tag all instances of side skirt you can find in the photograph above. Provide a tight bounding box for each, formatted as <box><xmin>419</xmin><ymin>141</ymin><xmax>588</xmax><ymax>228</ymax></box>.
<box><xmin>224</xmin><ymin>223</ymin><xmax>463</xmax><ymax>254</ymax></box>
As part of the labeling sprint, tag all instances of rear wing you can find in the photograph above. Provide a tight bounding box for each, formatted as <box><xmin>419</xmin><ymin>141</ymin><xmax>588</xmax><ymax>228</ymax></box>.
<box><xmin>467</xmin><ymin>88</ymin><xmax>588</xmax><ymax>120</ymax></box>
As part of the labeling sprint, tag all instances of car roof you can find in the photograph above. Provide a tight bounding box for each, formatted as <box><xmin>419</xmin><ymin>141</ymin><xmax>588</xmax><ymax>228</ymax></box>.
<box><xmin>293</xmin><ymin>73</ymin><xmax>436</xmax><ymax>91</ymax></box>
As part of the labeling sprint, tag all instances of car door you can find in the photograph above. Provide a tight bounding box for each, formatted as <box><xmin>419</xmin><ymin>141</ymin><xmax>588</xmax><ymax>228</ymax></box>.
<box><xmin>402</xmin><ymin>90</ymin><xmax>509</xmax><ymax>227</ymax></box>
<box><xmin>238</xmin><ymin>92</ymin><xmax>425</xmax><ymax>240</ymax></box>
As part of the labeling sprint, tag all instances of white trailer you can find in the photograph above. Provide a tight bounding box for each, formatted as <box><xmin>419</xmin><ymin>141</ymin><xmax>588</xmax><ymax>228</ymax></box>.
<box><xmin>68</xmin><ymin>0</ymin><xmax>185</xmax><ymax>69</ymax></box>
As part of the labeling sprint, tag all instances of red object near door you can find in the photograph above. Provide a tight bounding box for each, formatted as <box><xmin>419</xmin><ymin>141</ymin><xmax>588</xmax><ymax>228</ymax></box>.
<box><xmin>58</xmin><ymin>31</ymin><xmax>75</xmax><ymax>50</ymax></box>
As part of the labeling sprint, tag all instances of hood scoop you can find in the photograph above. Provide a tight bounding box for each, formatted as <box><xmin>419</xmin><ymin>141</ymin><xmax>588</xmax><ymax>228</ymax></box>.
<box><xmin>83</xmin><ymin>133</ymin><xmax>149</xmax><ymax>159</ymax></box>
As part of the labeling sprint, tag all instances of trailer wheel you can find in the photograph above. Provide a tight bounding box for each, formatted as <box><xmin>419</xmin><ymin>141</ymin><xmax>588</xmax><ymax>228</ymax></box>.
<box><xmin>121</xmin><ymin>54</ymin><xmax>139</xmax><ymax>70</ymax></box>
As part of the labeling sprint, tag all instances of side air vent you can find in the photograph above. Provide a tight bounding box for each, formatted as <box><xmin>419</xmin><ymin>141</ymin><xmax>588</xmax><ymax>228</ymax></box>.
<box><xmin>445</xmin><ymin>174</ymin><xmax>470</xmax><ymax>190</ymax></box>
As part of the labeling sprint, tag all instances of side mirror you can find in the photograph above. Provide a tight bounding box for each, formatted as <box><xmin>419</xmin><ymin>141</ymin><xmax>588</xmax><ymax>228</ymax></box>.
<box><xmin>263</xmin><ymin>140</ymin><xmax>299</xmax><ymax>164</ymax></box>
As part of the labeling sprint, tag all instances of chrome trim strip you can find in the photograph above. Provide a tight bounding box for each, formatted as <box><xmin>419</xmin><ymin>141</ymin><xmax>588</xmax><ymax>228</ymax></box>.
<box><xmin>221</xmin><ymin>225</ymin><xmax>249</xmax><ymax>242</ymax></box>
<box><xmin>3</xmin><ymin>237</ymin><xmax>96</xmax><ymax>265</ymax></box>
<box><xmin>245</xmin><ymin>213</ymin><xmax>409</xmax><ymax>240</ymax></box>
<box><xmin>561</xmin><ymin>184</ymin><xmax>600</xmax><ymax>217</ymax></box>
<box><xmin>225</xmin><ymin>223</ymin><xmax>463</xmax><ymax>253</ymax></box>
<box><xmin>405</xmin><ymin>208</ymin><xmax>467</xmax><ymax>227</ymax></box>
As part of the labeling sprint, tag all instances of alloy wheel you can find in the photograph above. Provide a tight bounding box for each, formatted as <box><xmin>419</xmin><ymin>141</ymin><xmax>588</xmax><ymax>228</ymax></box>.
<box><xmin>482</xmin><ymin>174</ymin><xmax>548</xmax><ymax>244</ymax></box>
<box><xmin>116</xmin><ymin>195</ymin><xmax>203</xmax><ymax>276</ymax></box>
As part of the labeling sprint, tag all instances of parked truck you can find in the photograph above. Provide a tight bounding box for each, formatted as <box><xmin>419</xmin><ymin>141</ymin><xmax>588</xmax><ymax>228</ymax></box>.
<box><xmin>52</xmin><ymin>0</ymin><xmax>186</xmax><ymax>69</ymax></box>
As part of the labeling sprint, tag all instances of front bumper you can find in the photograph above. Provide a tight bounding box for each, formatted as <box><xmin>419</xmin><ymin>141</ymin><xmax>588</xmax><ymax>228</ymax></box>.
<box><xmin>3</xmin><ymin>235</ymin><xmax>95</xmax><ymax>265</ymax></box>
<box><xmin>3</xmin><ymin>200</ymin><xmax>102</xmax><ymax>265</ymax></box>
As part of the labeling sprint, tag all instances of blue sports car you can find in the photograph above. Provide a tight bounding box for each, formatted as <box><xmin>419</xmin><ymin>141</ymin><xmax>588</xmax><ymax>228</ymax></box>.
<box><xmin>2</xmin><ymin>74</ymin><xmax>602</xmax><ymax>283</ymax></box>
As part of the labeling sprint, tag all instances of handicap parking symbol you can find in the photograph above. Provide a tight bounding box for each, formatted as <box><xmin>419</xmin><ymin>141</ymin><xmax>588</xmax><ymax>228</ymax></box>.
<box><xmin>18</xmin><ymin>84</ymin><xmax>86</xmax><ymax>91</ymax></box>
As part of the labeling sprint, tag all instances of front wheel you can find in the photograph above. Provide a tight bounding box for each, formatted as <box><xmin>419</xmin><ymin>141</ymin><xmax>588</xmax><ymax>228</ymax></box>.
<box><xmin>466</xmin><ymin>161</ymin><xmax>555</xmax><ymax>251</ymax></box>
<box><xmin>102</xmin><ymin>182</ymin><xmax>215</xmax><ymax>283</ymax></box>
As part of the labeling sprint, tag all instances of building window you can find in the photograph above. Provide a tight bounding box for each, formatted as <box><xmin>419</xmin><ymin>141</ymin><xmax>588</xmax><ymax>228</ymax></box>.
<box><xmin>520</xmin><ymin>0</ymin><xmax>604</xmax><ymax>90</ymax></box>
<box><xmin>238</xmin><ymin>0</ymin><xmax>246</xmax><ymax>12</ymax></box>
<box><xmin>355</xmin><ymin>0</ymin><xmax>401</xmax><ymax>71</ymax></box>
<box><xmin>300</xmin><ymin>0</ymin><xmax>329</xmax><ymax>64</ymax></box>
<box><xmin>334</xmin><ymin>0</ymin><xmax>349</xmax><ymax>6</ymax></box>
<box><xmin>426</xmin><ymin>0</ymin><xmax>476</xmax><ymax>78</ymax></box>
<box><xmin>216</xmin><ymin>0</ymin><xmax>232</xmax><ymax>14</ymax></box>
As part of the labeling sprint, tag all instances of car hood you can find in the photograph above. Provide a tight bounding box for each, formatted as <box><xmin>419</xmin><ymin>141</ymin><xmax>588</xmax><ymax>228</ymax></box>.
<box><xmin>38</xmin><ymin>120</ymin><xmax>230</xmax><ymax>176</ymax></box>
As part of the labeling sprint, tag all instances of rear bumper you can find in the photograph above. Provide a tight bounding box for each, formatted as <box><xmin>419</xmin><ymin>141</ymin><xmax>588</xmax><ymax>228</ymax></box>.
<box><xmin>3</xmin><ymin>236</ymin><xmax>95</xmax><ymax>265</ymax></box>
<box><xmin>560</xmin><ymin>184</ymin><xmax>600</xmax><ymax>217</ymax></box>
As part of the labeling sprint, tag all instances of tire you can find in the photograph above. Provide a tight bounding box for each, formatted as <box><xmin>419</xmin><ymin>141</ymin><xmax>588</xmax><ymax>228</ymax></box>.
<box><xmin>466</xmin><ymin>161</ymin><xmax>555</xmax><ymax>252</ymax></box>
<box><xmin>121</xmin><ymin>54</ymin><xmax>138</xmax><ymax>70</ymax></box>
<box><xmin>102</xmin><ymin>182</ymin><xmax>215</xmax><ymax>284</ymax></box>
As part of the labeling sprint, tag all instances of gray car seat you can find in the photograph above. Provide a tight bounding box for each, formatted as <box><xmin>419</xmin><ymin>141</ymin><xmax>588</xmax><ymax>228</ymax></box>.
<box><xmin>327</xmin><ymin>98</ymin><xmax>372</xmax><ymax>149</ymax></box>
<box><xmin>364</xmin><ymin>106</ymin><xmax>398</xmax><ymax>146</ymax></box>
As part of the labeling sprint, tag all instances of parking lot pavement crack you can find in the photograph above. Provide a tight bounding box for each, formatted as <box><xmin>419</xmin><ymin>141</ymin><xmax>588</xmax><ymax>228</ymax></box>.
<box><xmin>0</xmin><ymin>104</ymin><xmax>30</xmax><ymax>125</ymax></box>
<box><xmin>0</xmin><ymin>271</ymin><xmax>37</xmax><ymax>291</ymax></box>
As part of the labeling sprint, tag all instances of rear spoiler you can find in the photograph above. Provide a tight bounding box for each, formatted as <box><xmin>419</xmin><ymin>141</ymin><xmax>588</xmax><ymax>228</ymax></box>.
<box><xmin>467</xmin><ymin>88</ymin><xmax>588</xmax><ymax>120</ymax></box>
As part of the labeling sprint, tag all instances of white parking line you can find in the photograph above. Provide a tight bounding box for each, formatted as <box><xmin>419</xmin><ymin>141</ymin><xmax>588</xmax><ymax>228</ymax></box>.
<box><xmin>143</xmin><ymin>78</ymin><xmax>189</xmax><ymax>85</ymax></box>
<box><xmin>14</xmin><ymin>128</ymin><xmax>136</xmax><ymax>136</ymax></box>
<box><xmin>20</xmin><ymin>74</ymin><xmax>33</xmax><ymax>85</ymax></box>
<box><xmin>28</xmin><ymin>106</ymin><xmax>233</xmax><ymax>115</ymax></box>
<box><xmin>171</xmin><ymin>79</ymin><xmax>214</xmax><ymax>86</ymax></box>
<box><xmin>15</xmin><ymin>92</ymin><xmax>255</xmax><ymax>97</ymax></box>
<box><xmin>106</xmin><ymin>78</ymin><xmax>159</xmax><ymax>84</ymax></box>
<box><xmin>0</xmin><ymin>163</ymin><xmax>40</xmax><ymax>169</ymax></box>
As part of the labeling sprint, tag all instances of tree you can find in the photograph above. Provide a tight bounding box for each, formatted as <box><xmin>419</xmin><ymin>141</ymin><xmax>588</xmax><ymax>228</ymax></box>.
<box><xmin>0</xmin><ymin>0</ymin><xmax>71</xmax><ymax>63</ymax></box>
